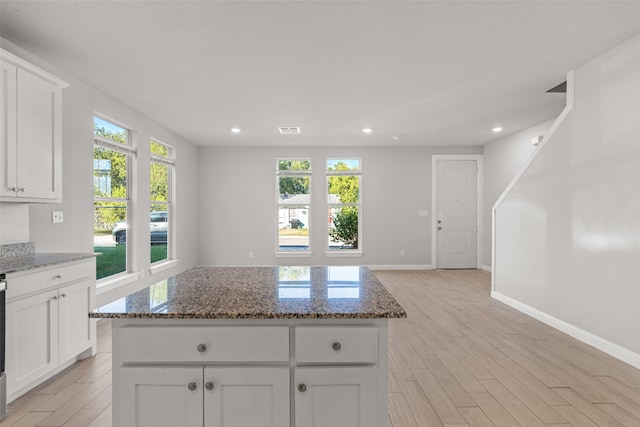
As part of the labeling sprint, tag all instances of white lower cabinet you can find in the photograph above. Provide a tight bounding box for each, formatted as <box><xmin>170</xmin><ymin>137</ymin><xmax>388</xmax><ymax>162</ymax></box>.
<box><xmin>118</xmin><ymin>366</ymin><xmax>289</xmax><ymax>427</ymax></box>
<box><xmin>294</xmin><ymin>367</ymin><xmax>377</xmax><ymax>427</ymax></box>
<box><xmin>5</xmin><ymin>259</ymin><xmax>96</xmax><ymax>400</ymax></box>
<box><xmin>112</xmin><ymin>320</ymin><xmax>388</xmax><ymax>427</ymax></box>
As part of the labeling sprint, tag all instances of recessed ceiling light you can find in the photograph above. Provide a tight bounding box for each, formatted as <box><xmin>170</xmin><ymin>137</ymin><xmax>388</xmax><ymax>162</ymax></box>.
<box><xmin>231</xmin><ymin>127</ymin><xmax>241</xmax><ymax>133</ymax></box>
<box><xmin>492</xmin><ymin>126</ymin><xmax>503</xmax><ymax>133</ymax></box>
<box><xmin>362</xmin><ymin>128</ymin><xmax>373</xmax><ymax>134</ymax></box>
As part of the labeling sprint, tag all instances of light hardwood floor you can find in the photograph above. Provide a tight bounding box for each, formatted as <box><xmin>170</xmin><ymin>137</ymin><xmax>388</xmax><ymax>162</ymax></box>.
<box><xmin>3</xmin><ymin>269</ymin><xmax>640</xmax><ymax>426</ymax></box>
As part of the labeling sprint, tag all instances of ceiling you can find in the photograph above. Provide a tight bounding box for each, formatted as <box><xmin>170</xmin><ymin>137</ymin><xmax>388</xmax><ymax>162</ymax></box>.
<box><xmin>2</xmin><ymin>1</ymin><xmax>640</xmax><ymax>148</ymax></box>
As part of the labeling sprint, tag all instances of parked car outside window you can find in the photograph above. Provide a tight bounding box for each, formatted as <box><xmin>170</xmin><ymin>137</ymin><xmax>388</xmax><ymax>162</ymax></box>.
<box><xmin>112</xmin><ymin>211</ymin><xmax>167</xmax><ymax>244</ymax></box>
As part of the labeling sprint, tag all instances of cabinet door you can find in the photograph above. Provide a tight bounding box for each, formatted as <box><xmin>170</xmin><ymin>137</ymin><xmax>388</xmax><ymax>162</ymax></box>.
<box><xmin>58</xmin><ymin>279</ymin><xmax>95</xmax><ymax>364</ymax></box>
<box><xmin>204</xmin><ymin>367</ymin><xmax>289</xmax><ymax>427</ymax></box>
<box><xmin>16</xmin><ymin>67</ymin><xmax>61</xmax><ymax>201</ymax></box>
<box><xmin>295</xmin><ymin>367</ymin><xmax>378</xmax><ymax>427</ymax></box>
<box><xmin>0</xmin><ymin>59</ymin><xmax>18</xmax><ymax>198</ymax></box>
<box><xmin>5</xmin><ymin>290</ymin><xmax>59</xmax><ymax>396</ymax></box>
<box><xmin>118</xmin><ymin>367</ymin><xmax>203</xmax><ymax>427</ymax></box>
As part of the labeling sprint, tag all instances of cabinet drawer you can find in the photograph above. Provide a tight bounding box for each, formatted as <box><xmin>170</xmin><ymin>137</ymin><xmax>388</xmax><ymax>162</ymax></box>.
<box><xmin>118</xmin><ymin>326</ymin><xmax>290</xmax><ymax>363</ymax></box>
<box><xmin>295</xmin><ymin>327</ymin><xmax>378</xmax><ymax>364</ymax></box>
<box><xmin>7</xmin><ymin>259</ymin><xmax>95</xmax><ymax>301</ymax></box>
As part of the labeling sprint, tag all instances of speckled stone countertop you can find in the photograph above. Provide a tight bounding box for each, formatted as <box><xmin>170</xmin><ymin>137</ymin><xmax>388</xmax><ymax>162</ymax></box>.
<box><xmin>91</xmin><ymin>266</ymin><xmax>407</xmax><ymax>319</ymax></box>
<box><xmin>0</xmin><ymin>252</ymin><xmax>96</xmax><ymax>275</ymax></box>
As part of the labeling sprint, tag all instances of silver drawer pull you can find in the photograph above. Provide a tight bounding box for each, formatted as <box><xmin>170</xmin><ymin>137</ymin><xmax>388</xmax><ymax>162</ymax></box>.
<box><xmin>332</xmin><ymin>341</ymin><xmax>342</xmax><ymax>351</ymax></box>
<box><xmin>297</xmin><ymin>383</ymin><xmax>307</xmax><ymax>393</ymax></box>
<box><xmin>205</xmin><ymin>381</ymin><xmax>214</xmax><ymax>391</ymax></box>
<box><xmin>187</xmin><ymin>382</ymin><xmax>197</xmax><ymax>391</ymax></box>
<box><xmin>197</xmin><ymin>343</ymin><xmax>207</xmax><ymax>353</ymax></box>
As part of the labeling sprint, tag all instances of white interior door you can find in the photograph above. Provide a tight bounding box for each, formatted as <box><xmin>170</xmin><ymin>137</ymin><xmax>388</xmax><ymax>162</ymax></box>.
<box><xmin>436</xmin><ymin>160</ymin><xmax>478</xmax><ymax>269</ymax></box>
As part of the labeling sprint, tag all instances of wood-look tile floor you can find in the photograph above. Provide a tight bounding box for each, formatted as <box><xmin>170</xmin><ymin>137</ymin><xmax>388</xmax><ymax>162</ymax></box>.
<box><xmin>3</xmin><ymin>269</ymin><xmax>640</xmax><ymax>426</ymax></box>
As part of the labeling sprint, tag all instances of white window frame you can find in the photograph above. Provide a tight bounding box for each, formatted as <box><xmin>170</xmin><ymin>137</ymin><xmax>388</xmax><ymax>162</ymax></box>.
<box><xmin>93</xmin><ymin>114</ymin><xmax>141</xmax><ymax>289</ymax></box>
<box><xmin>326</xmin><ymin>158</ymin><xmax>362</xmax><ymax>257</ymax></box>
<box><xmin>149</xmin><ymin>138</ymin><xmax>177</xmax><ymax>274</ymax></box>
<box><xmin>275</xmin><ymin>158</ymin><xmax>312</xmax><ymax>258</ymax></box>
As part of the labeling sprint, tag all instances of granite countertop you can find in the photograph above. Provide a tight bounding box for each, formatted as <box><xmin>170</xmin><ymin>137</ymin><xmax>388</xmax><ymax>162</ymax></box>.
<box><xmin>0</xmin><ymin>252</ymin><xmax>96</xmax><ymax>275</ymax></box>
<box><xmin>91</xmin><ymin>266</ymin><xmax>407</xmax><ymax>320</ymax></box>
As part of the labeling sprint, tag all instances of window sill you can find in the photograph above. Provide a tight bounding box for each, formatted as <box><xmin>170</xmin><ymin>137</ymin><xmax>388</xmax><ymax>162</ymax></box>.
<box><xmin>325</xmin><ymin>250</ymin><xmax>363</xmax><ymax>258</ymax></box>
<box><xmin>149</xmin><ymin>259</ymin><xmax>179</xmax><ymax>275</ymax></box>
<box><xmin>96</xmin><ymin>271</ymin><xmax>143</xmax><ymax>295</ymax></box>
<box><xmin>275</xmin><ymin>251</ymin><xmax>313</xmax><ymax>258</ymax></box>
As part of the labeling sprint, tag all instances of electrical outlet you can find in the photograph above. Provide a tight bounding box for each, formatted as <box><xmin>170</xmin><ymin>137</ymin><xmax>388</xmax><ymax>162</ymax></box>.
<box><xmin>52</xmin><ymin>211</ymin><xmax>64</xmax><ymax>223</ymax></box>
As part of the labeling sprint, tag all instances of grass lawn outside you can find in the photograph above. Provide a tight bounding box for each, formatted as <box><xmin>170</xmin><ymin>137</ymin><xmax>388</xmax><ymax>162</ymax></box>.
<box><xmin>95</xmin><ymin>244</ymin><xmax>168</xmax><ymax>280</ymax></box>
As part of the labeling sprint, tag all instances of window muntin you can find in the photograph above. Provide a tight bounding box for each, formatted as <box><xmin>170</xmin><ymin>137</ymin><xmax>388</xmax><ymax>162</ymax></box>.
<box><xmin>327</xmin><ymin>159</ymin><xmax>361</xmax><ymax>251</ymax></box>
<box><xmin>277</xmin><ymin>159</ymin><xmax>311</xmax><ymax>252</ymax></box>
<box><xmin>150</xmin><ymin>140</ymin><xmax>174</xmax><ymax>264</ymax></box>
<box><xmin>93</xmin><ymin>116</ymin><xmax>134</xmax><ymax>280</ymax></box>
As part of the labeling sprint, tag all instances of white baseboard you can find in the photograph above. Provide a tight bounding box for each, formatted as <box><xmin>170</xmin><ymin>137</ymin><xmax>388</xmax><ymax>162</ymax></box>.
<box><xmin>482</xmin><ymin>264</ymin><xmax>492</xmax><ymax>272</ymax></box>
<box><xmin>368</xmin><ymin>264</ymin><xmax>433</xmax><ymax>271</ymax></box>
<box><xmin>492</xmin><ymin>291</ymin><xmax>640</xmax><ymax>370</ymax></box>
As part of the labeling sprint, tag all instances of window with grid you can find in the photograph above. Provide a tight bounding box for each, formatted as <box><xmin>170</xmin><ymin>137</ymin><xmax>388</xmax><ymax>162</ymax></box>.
<box><xmin>327</xmin><ymin>159</ymin><xmax>361</xmax><ymax>252</ymax></box>
<box><xmin>277</xmin><ymin>159</ymin><xmax>311</xmax><ymax>253</ymax></box>
<box><xmin>150</xmin><ymin>139</ymin><xmax>174</xmax><ymax>264</ymax></box>
<box><xmin>93</xmin><ymin>116</ymin><xmax>136</xmax><ymax>280</ymax></box>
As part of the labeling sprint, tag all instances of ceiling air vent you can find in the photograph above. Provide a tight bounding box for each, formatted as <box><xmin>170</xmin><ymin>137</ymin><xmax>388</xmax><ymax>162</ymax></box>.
<box><xmin>279</xmin><ymin>126</ymin><xmax>301</xmax><ymax>135</ymax></box>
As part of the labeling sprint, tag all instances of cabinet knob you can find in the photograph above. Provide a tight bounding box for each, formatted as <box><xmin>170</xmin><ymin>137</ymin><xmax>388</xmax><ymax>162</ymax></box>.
<box><xmin>54</xmin><ymin>274</ymin><xmax>62</xmax><ymax>279</ymax></box>
<box><xmin>197</xmin><ymin>343</ymin><xmax>207</xmax><ymax>353</ymax></box>
<box><xmin>60</xmin><ymin>293</ymin><xmax>66</xmax><ymax>298</ymax></box>
<box><xmin>51</xmin><ymin>295</ymin><xmax>58</xmax><ymax>301</ymax></box>
<box><xmin>297</xmin><ymin>383</ymin><xmax>307</xmax><ymax>393</ymax></box>
<box><xmin>187</xmin><ymin>382</ymin><xmax>197</xmax><ymax>391</ymax></box>
<box><xmin>332</xmin><ymin>341</ymin><xmax>342</xmax><ymax>351</ymax></box>
<box><xmin>10</xmin><ymin>187</ymin><xmax>18</xmax><ymax>192</ymax></box>
<box><xmin>205</xmin><ymin>381</ymin><xmax>214</xmax><ymax>391</ymax></box>
<box><xmin>17</xmin><ymin>187</ymin><xmax>26</xmax><ymax>192</ymax></box>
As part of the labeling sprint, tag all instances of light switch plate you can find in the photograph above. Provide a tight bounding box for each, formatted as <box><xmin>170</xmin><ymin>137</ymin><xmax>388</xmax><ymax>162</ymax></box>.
<box><xmin>52</xmin><ymin>211</ymin><xmax>64</xmax><ymax>223</ymax></box>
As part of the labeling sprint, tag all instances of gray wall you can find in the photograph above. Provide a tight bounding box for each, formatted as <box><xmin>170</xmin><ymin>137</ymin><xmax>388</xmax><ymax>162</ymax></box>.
<box><xmin>493</xmin><ymin>34</ymin><xmax>640</xmax><ymax>362</ymax></box>
<box><xmin>482</xmin><ymin>119</ymin><xmax>553</xmax><ymax>268</ymax></box>
<box><xmin>1</xmin><ymin>39</ymin><xmax>201</xmax><ymax>305</ymax></box>
<box><xmin>197</xmin><ymin>145</ymin><xmax>481</xmax><ymax>267</ymax></box>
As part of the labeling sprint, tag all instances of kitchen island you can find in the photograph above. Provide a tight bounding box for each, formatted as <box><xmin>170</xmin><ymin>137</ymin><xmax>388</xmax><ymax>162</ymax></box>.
<box><xmin>91</xmin><ymin>266</ymin><xmax>405</xmax><ymax>427</ymax></box>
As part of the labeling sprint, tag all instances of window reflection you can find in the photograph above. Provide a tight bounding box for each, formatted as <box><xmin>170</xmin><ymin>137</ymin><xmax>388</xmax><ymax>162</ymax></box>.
<box><xmin>277</xmin><ymin>266</ymin><xmax>311</xmax><ymax>299</ymax></box>
<box><xmin>327</xmin><ymin>266</ymin><xmax>361</xmax><ymax>298</ymax></box>
<box><xmin>149</xmin><ymin>279</ymin><xmax>169</xmax><ymax>312</ymax></box>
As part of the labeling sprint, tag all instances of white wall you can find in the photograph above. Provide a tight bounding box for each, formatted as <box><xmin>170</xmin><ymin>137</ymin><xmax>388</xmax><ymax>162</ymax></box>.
<box><xmin>482</xmin><ymin>119</ymin><xmax>553</xmax><ymax>269</ymax></box>
<box><xmin>198</xmin><ymin>145</ymin><xmax>481</xmax><ymax>267</ymax></box>
<box><xmin>1</xmin><ymin>39</ymin><xmax>201</xmax><ymax>305</ymax></box>
<box><xmin>0</xmin><ymin>204</ymin><xmax>29</xmax><ymax>244</ymax></box>
<box><xmin>493</xmin><ymin>34</ymin><xmax>640</xmax><ymax>366</ymax></box>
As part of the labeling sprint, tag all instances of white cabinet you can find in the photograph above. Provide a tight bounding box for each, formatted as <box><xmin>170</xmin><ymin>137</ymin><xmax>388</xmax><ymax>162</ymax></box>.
<box><xmin>112</xmin><ymin>319</ymin><xmax>389</xmax><ymax>427</ymax></box>
<box><xmin>5</xmin><ymin>259</ymin><xmax>96</xmax><ymax>400</ymax></box>
<box><xmin>118</xmin><ymin>366</ymin><xmax>289</xmax><ymax>427</ymax></box>
<box><xmin>0</xmin><ymin>49</ymin><xmax>68</xmax><ymax>203</ymax></box>
<box><xmin>119</xmin><ymin>367</ymin><xmax>204</xmax><ymax>427</ymax></box>
<box><xmin>204</xmin><ymin>367</ymin><xmax>290</xmax><ymax>427</ymax></box>
<box><xmin>295</xmin><ymin>367</ymin><xmax>378</xmax><ymax>427</ymax></box>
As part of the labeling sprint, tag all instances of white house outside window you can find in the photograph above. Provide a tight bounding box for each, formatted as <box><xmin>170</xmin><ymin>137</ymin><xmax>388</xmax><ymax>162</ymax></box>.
<box><xmin>276</xmin><ymin>159</ymin><xmax>311</xmax><ymax>255</ymax></box>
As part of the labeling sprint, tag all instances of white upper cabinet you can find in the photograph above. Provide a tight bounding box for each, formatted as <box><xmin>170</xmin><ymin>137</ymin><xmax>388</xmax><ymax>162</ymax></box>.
<box><xmin>0</xmin><ymin>49</ymin><xmax>68</xmax><ymax>203</ymax></box>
